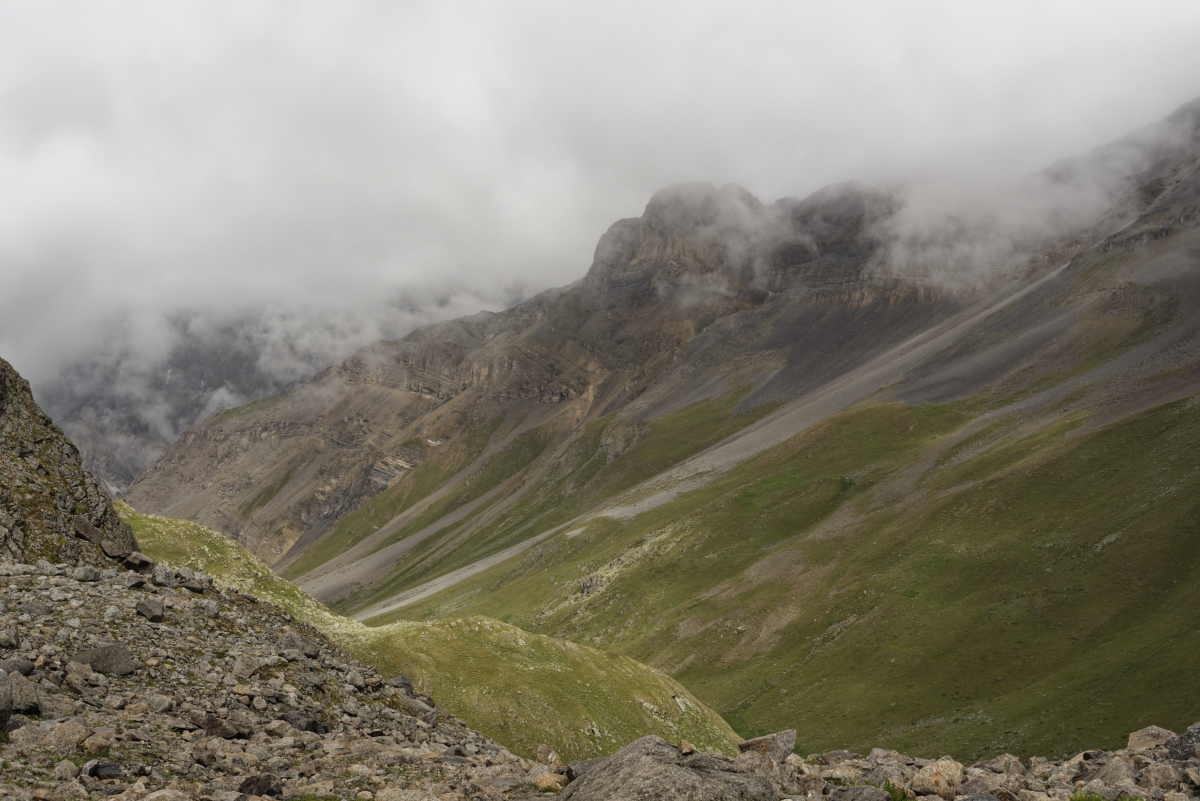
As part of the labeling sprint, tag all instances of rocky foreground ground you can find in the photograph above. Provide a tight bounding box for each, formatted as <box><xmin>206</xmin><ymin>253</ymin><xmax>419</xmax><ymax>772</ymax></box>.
<box><xmin>3</xmin><ymin>557</ymin><xmax>1200</xmax><ymax>801</ymax></box>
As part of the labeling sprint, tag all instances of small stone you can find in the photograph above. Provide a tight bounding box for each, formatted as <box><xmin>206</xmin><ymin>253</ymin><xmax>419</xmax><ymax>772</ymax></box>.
<box><xmin>738</xmin><ymin>729</ymin><xmax>797</xmax><ymax>762</ymax></box>
<box><xmin>533</xmin><ymin>773</ymin><xmax>565</xmax><ymax>791</ymax></box>
<box><xmin>152</xmin><ymin>563</ymin><xmax>177</xmax><ymax>588</ymax></box>
<box><xmin>42</xmin><ymin>719</ymin><xmax>92</xmax><ymax>752</ymax></box>
<box><xmin>81</xmin><ymin>732</ymin><xmax>112</xmax><ymax>754</ymax></box>
<box><xmin>136</xmin><ymin>598</ymin><xmax>165</xmax><ymax>622</ymax></box>
<box><xmin>239</xmin><ymin>772</ymin><xmax>284</xmax><ymax>798</ymax></box>
<box><xmin>537</xmin><ymin>743</ymin><xmax>564</xmax><ymax>766</ymax></box>
<box><xmin>94</xmin><ymin>763</ymin><xmax>122</xmax><ymax>779</ymax></box>
<box><xmin>1128</xmin><ymin>725</ymin><xmax>1176</xmax><ymax>751</ymax></box>
<box><xmin>53</xmin><ymin>758</ymin><xmax>81</xmax><ymax>780</ymax></box>
<box><xmin>122</xmin><ymin>571</ymin><xmax>147</xmax><ymax>589</ymax></box>
<box><xmin>277</xmin><ymin>631</ymin><xmax>320</xmax><ymax>658</ymax></box>
<box><xmin>679</xmin><ymin>739</ymin><xmax>696</xmax><ymax>755</ymax></box>
<box><xmin>232</xmin><ymin>655</ymin><xmax>261</xmax><ymax>679</ymax></box>
<box><xmin>912</xmin><ymin>759</ymin><xmax>965</xmax><ymax>801</ymax></box>
<box><xmin>198</xmin><ymin>599</ymin><xmax>221</xmax><ymax>617</ymax></box>
<box><xmin>145</xmin><ymin>692</ymin><xmax>174</xmax><ymax>713</ymax></box>
<box><xmin>68</xmin><ymin>643</ymin><xmax>139</xmax><ymax>675</ymax></box>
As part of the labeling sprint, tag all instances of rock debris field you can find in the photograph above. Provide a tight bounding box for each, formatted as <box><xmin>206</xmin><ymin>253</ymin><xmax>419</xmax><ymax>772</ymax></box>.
<box><xmin>3</xmin><ymin>556</ymin><xmax>1200</xmax><ymax>801</ymax></box>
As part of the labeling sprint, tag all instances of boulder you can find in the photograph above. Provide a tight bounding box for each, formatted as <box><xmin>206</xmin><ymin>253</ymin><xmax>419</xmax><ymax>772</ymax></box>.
<box><xmin>0</xmin><ymin>670</ymin><xmax>11</xmax><ymax>728</ymax></box>
<box><xmin>72</xmin><ymin>564</ymin><xmax>100</xmax><ymax>582</ymax></box>
<box><xmin>42</xmin><ymin>719</ymin><xmax>92</xmax><ymax>753</ymax></box>
<box><xmin>1165</xmin><ymin>721</ymin><xmax>1200</xmax><ymax>761</ymax></box>
<box><xmin>123</xmin><ymin>551</ymin><xmax>155</xmax><ymax>574</ymax></box>
<box><xmin>69</xmin><ymin>643</ymin><xmax>140</xmax><ymax>675</ymax></box>
<box><xmin>830</xmin><ymin>786</ymin><xmax>892</xmax><ymax>801</ymax></box>
<box><xmin>912</xmin><ymin>759</ymin><xmax>964</xmax><ymax>801</ymax></box>
<box><xmin>277</xmin><ymin>630</ymin><xmax>320</xmax><ymax>658</ymax></box>
<box><xmin>1128</xmin><ymin>725</ymin><xmax>1176</xmax><ymax>751</ymax></box>
<box><xmin>559</xmin><ymin>734</ymin><xmax>775</xmax><ymax>800</ymax></box>
<box><xmin>136</xmin><ymin>598</ymin><xmax>164</xmax><ymax>622</ymax></box>
<box><xmin>239</xmin><ymin>773</ymin><xmax>284</xmax><ymax>798</ymax></box>
<box><xmin>738</xmin><ymin>729</ymin><xmax>797</xmax><ymax>762</ymax></box>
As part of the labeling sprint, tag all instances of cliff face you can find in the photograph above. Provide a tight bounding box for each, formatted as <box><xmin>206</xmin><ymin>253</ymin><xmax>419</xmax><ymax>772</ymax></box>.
<box><xmin>0</xmin><ymin>357</ymin><xmax>139</xmax><ymax>565</ymax></box>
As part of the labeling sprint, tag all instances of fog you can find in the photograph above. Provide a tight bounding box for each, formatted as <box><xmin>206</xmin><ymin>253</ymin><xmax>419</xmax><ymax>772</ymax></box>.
<box><xmin>3</xmin><ymin>1</ymin><xmax>1200</xmax><ymax>411</ymax></box>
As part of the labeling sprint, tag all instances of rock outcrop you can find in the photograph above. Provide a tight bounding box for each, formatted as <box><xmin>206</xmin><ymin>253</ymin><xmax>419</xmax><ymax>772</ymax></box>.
<box><xmin>1</xmin><ymin>358</ymin><xmax>139</xmax><ymax>567</ymax></box>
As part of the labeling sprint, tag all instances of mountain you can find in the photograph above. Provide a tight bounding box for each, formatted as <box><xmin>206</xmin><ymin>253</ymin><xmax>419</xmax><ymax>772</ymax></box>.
<box><xmin>1</xmin><ymin>356</ymin><xmax>139</xmax><ymax>566</ymax></box>
<box><xmin>124</xmin><ymin>98</ymin><xmax>1200</xmax><ymax>758</ymax></box>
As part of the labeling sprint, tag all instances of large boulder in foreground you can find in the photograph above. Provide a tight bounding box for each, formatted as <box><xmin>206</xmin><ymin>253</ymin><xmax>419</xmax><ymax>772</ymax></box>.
<box><xmin>0</xmin><ymin>357</ymin><xmax>138</xmax><ymax>566</ymax></box>
<box><xmin>560</xmin><ymin>735</ymin><xmax>775</xmax><ymax>801</ymax></box>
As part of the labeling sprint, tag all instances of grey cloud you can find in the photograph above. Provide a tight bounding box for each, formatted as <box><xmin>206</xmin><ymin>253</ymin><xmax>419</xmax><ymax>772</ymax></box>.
<box><xmin>2</xmin><ymin>1</ymin><xmax>1200</xmax><ymax>393</ymax></box>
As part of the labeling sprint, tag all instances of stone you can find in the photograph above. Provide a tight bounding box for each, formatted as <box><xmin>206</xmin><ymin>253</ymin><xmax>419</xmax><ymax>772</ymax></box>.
<box><xmin>142</xmin><ymin>791</ymin><xmax>193</xmax><ymax>801</ymax></box>
<box><xmin>738</xmin><ymin>729</ymin><xmax>797</xmax><ymax>762</ymax></box>
<box><xmin>559</xmin><ymin>734</ymin><xmax>775</xmax><ymax>801</ymax></box>
<box><xmin>386</xmin><ymin>675</ymin><xmax>414</xmax><ymax>694</ymax></box>
<box><xmin>152</xmin><ymin>563</ymin><xmax>177</xmax><ymax>587</ymax></box>
<box><xmin>1093</xmin><ymin>757</ymin><xmax>1135</xmax><ymax>785</ymax></box>
<box><xmin>123</xmin><ymin>551</ymin><xmax>155</xmax><ymax>574</ymax></box>
<box><xmin>72</xmin><ymin>515</ymin><xmax>105</xmax><ymax>544</ymax></box>
<box><xmin>830</xmin><ymin>786</ymin><xmax>892</xmax><ymax>801</ymax></box>
<box><xmin>232</xmin><ymin>655</ymin><xmax>261</xmax><ymax>678</ymax></box>
<box><xmin>537</xmin><ymin>743</ymin><xmax>564</xmax><ymax>766</ymax></box>
<box><xmin>912</xmin><ymin>759</ymin><xmax>964</xmax><ymax>801</ymax></box>
<box><xmin>72</xmin><ymin>564</ymin><xmax>100</xmax><ymax>582</ymax></box>
<box><xmin>533</xmin><ymin>773</ymin><xmax>565</xmax><ymax>791</ymax></box>
<box><xmin>53</xmin><ymin>759</ymin><xmax>81</xmax><ymax>780</ymax></box>
<box><xmin>238</xmin><ymin>773</ymin><xmax>284</xmax><ymax>798</ymax></box>
<box><xmin>277</xmin><ymin>631</ymin><xmax>320</xmax><ymax>658</ymax></box>
<box><xmin>100</xmin><ymin>538</ymin><xmax>130</xmax><ymax>558</ymax></box>
<box><xmin>0</xmin><ymin>670</ymin><xmax>11</xmax><ymax>728</ymax></box>
<box><xmin>1165</xmin><ymin>721</ymin><xmax>1200</xmax><ymax>761</ymax></box>
<box><xmin>42</xmin><ymin>719</ymin><xmax>92</xmax><ymax>752</ymax></box>
<box><xmin>0</xmin><ymin>656</ymin><xmax>33</xmax><ymax>675</ymax></box>
<box><xmin>56</xmin><ymin>782</ymin><xmax>88</xmax><ymax>800</ymax></box>
<box><xmin>20</xmin><ymin>599</ymin><xmax>52</xmax><ymax>616</ymax></box>
<box><xmin>734</xmin><ymin>749</ymin><xmax>809</xmax><ymax>796</ymax></box>
<box><xmin>136</xmin><ymin>598</ymin><xmax>165</xmax><ymax>622</ymax></box>
<box><xmin>1139</xmin><ymin>763</ymin><xmax>1181</xmax><ymax>789</ymax></box>
<box><xmin>198</xmin><ymin>599</ymin><xmax>221</xmax><ymax>617</ymax></box>
<box><xmin>122</xmin><ymin>571</ymin><xmax>147</xmax><ymax>589</ymax></box>
<box><xmin>975</xmin><ymin>754</ymin><xmax>1025</xmax><ymax>776</ymax></box>
<box><xmin>81</xmin><ymin>732</ymin><xmax>112</xmax><ymax>753</ymax></box>
<box><xmin>1129</xmin><ymin>725</ymin><xmax>1177</xmax><ymax>751</ymax></box>
<box><xmin>69</xmin><ymin>643</ymin><xmax>140</xmax><ymax>675</ymax></box>
<box><xmin>145</xmin><ymin>692</ymin><xmax>174</xmax><ymax>713</ymax></box>
<box><xmin>94</xmin><ymin>763</ymin><xmax>122</xmax><ymax>779</ymax></box>
<box><xmin>10</xmin><ymin>671</ymin><xmax>39</xmax><ymax>713</ymax></box>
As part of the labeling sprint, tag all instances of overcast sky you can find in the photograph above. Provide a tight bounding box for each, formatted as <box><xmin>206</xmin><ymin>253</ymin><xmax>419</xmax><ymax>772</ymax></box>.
<box><xmin>3</xmin><ymin>0</ymin><xmax>1200</xmax><ymax>389</ymax></box>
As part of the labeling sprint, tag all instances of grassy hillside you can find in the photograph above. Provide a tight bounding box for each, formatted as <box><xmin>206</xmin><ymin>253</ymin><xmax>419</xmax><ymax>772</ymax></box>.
<box><xmin>330</xmin><ymin>386</ymin><xmax>779</xmax><ymax>615</ymax></box>
<box><xmin>364</xmin><ymin>392</ymin><xmax>1200</xmax><ymax>761</ymax></box>
<box><xmin>116</xmin><ymin>501</ymin><xmax>741</xmax><ymax>761</ymax></box>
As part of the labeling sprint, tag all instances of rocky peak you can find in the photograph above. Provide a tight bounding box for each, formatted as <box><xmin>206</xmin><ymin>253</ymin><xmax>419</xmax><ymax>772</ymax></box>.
<box><xmin>1</xmin><ymin>358</ymin><xmax>139</xmax><ymax>567</ymax></box>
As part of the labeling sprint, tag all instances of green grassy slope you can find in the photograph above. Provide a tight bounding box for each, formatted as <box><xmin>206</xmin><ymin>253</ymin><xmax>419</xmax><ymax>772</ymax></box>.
<box><xmin>116</xmin><ymin>501</ymin><xmax>740</xmax><ymax>761</ymax></box>
<box><xmin>332</xmin><ymin>386</ymin><xmax>778</xmax><ymax>615</ymax></box>
<box><xmin>367</xmin><ymin>393</ymin><xmax>1200</xmax><ymax>761</ymax></box>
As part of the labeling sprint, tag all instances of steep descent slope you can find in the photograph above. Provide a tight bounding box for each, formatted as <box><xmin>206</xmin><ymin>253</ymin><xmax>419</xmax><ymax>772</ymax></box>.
<box><xmin>1</xmin><ymin>357</ymin><xmax>139</xmax><ymax>566</ymax></box>
<box><xmin>351</xmin><ymin>108</ymin><xmax>1200</xmax><ymax>758</ymax></box>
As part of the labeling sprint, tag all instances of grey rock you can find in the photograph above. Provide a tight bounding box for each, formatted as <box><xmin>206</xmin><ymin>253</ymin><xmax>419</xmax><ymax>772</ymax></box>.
<box><xmin>94</xmin><ymin>763</ymin><xmax>122</xmax><ymax>779</ymax></box>
<box><xmin>152</xmin><ymin>563</ymin><xmax>177</xmax><ymax>588</ymax></box>
<box><xmin>386</xmin><ymin>675</ymin><xmax>414</xmax><ymax>695</ymax></box>
<box><xmin>567</xmin><ymin>758</ymin><xmax>609</xmax><ymax>782</ymax></box>
<box><xmin>136</xmin><ymin>598</ymin><xmax>165</xmax><ymax>622</ymax></box>
<box><xmin>738</xmin><ymin>729</ymin><xmax>796</xmax><ymax>762</ymax></box>
<box><xmin>72</xmin><ymin>514</ymin><xmax>106</xmax><ymax>545</ymax></box>
<box><xmin>560</xmin><ymin>734</ymin><xmax>775</xmax><ymax>801</ymax></box>
<box><xmin>19</xmin><ymin>599</ymin><xmax>51</xmax><ymax>616</ymax></box>
<box><xmin>69</xmin><ymin>643</ymin><xmax>140</xmax><ymax>675</ymax></box>
<box><xmin>0</xmin><ymin>669</ymin><xmax>11</xmax><ymax>727</ymax></box>
<box><xmin>10</xmin><ymin>670</ymin><xmax>39</xmax><ymax>713</ymax></box>
<box><xmin>72</xmin><ymin>564</ymin><xmax>100</xmax><ymax>582</ymax></box>
<box><xmin>100</xmin><ymin>538</ymin><xmax>131</xmax><ymax>558</ymax></box>
<box><xmin>277</xmin><ymin>631</ymin><xmax>320</xmax><ymax>658</ymax></box>
<box><xmin>122</xmin><ymin>571</ymin><xmax>147</xmax><ymax>589</ymax></box>
<box><xmin>54</xmin><ymin>758</ymin><xmax>81</xmax><ymax>780</ymax></box>
<box><xmin>1165</xmin><ymin>721</ymin><xmax>1200</xmax><ymax>761</ymax></box>
<box><xmin>829</xmin><ymin>786</ymin><xmax>891</xmax><ymax>801</ymax></box>
<box><xmin>0</xmin><ymin>628</ymin><xmax>17</xmax><ymax>648</ymax></box>
<box><xmin>0</xmin><ymin>656</ymin><xmax>33</xmax><ymax>675</ymax></box>
<box><xmin>197</xmin><ymin>599</ymin><xmax>222</xmax><ymax>617</ymax></box>
<box><xmin>123</xmin><ymin>551</ymin><xmax>155</xmax><ymax>574</ymax></box>
<box><xmin>232</xmin><ymin>655</ymin><xmax>261</xmax><ymax>678</ymax></box>
<box><xmin>238</xmin><ymin>773</ymin><xmax>283</xmax><ymax>798</ymax></box>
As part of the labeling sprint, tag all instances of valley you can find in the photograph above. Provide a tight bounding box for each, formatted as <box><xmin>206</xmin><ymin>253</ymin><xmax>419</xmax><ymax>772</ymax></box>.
<box><xmin>40</xmin><ymin>96</ymin><xmax>1200</xmax><ymax>764</ymax></box>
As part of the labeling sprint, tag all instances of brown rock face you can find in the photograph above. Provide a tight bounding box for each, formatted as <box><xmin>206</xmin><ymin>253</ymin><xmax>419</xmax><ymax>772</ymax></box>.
<box><xmin>0</xmin><ymin>358</ymin><xmax>139</xmax><ymax>566</ymax></box>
